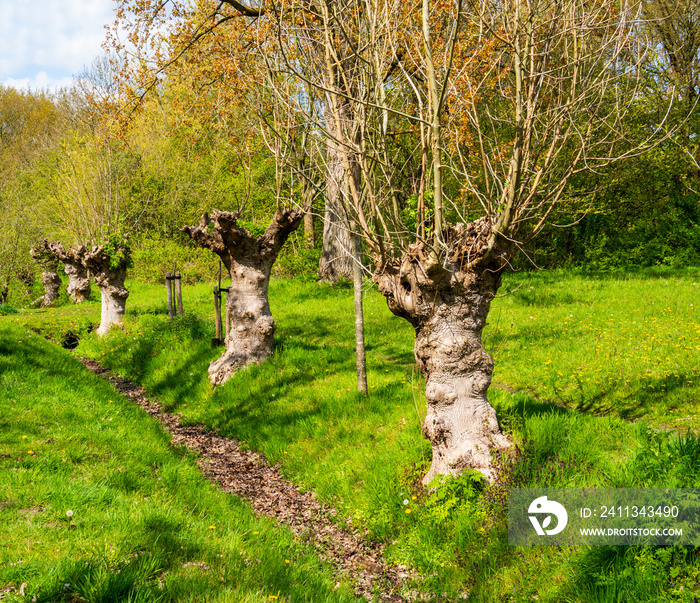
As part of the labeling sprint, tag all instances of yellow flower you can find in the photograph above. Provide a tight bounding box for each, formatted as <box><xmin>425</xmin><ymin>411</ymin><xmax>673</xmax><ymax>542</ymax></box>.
<box><xmin>253</xmin><ymin>531</ymin><xmax>259</xmax><ymax>535</ymax></box>
<box><xmin>21</xmin><ymin>435</ymin><xmax>28</xmax><ymax>440</ymax></box>
<box><xmin>405</xmin><ymin>509</ymin><xmax>412</xmax><ymax>514</ymax></box>
<box><xmin>285</xmin><ymin>559</ymin><xmax>290</xmax><ymax>564</ymax></box>
<box><xmin>209</xmin><ymin>525</ymin><xmax>216</xmax><ymax>529</ymax></box>
<box><xmin>27</xmin><ymin>450</ymin><xmax>34</xmax><ymax>455</ymax></box>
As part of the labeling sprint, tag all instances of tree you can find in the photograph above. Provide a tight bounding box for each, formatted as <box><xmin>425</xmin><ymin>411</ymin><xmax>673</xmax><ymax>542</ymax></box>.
<box><xmin>182</xmin><ymin>209</ymin><xmax>302</xmax><ymax>384</ymax></box>
<box><xmin>29</xmin><ymin>240</ymin><xmax>61</xmax><ymax>307</ymax></box>
<box><xmin>113</xmin><ymin>0</ymin><xmax>668</xmax><ymax>483</ymax></box>
<box><xmin>0</xmin><ymin>86</ymin><xmax>61</xmax><ymax>306</ymax></box>
<box><xmin>270</xmin><ymin>0</ymin><xmax>663</xmax><ymax>482</ymax></box>
<box><xmin>41</xmin><ymin>124</ymin><xmax>148</xmax><ymax>334</ymax></box>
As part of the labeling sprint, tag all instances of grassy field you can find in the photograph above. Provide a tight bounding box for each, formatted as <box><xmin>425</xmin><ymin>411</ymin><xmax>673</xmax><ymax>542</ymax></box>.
<box><xmin>2</xmin><ymin>267</ymin><xmax>700</xmax><ymax>601</ymax></box>
<box><xmin>0</xmin><ymin>323</ymin><xmax>359</xmax><ymax>602</ymax></box>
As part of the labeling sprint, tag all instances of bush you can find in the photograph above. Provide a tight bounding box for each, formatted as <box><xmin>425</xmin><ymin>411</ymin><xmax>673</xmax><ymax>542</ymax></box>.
<box><xmin>132</xmin><ymin>224</ymin><xmax>321</xmax><ymax>284</ymax></box>
<box><xmin>0</xmin><ymin>303</ymin><xmax>17</xmax><ymax>315</ymax></box>
<box><xmin>131</xmin><ymin>236</ymin><xmax>219</xmax><ymax>284</ymax></box>
<box><xmin>273</xmin><ymin>235</ymin><xmax>321</xmax><ymax>280</ymax></box>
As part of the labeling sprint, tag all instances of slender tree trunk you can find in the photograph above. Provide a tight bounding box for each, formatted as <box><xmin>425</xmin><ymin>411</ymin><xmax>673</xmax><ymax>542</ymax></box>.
<box><xmin>374</xmin><ymin>218</ymin><xmax>511</xmax><ymax>483</ymax></box>
<box><xmin>183</xmin><ymin>209</ymin><xmax>303</xmax><ymax>386</ymax></box>
<box><xmin>304</xmin><ymin>210</ymin><xmax>315</xmax><ymax>249</ymax></box>
<box><xmin>352</xmin><ymin>233</ymin><xmax>368</xmax><ymax>395</ymax></box>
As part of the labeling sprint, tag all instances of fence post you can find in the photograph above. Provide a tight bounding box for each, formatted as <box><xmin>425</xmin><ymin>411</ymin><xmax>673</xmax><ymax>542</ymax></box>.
<box><xmin>213</xmin><ymin>285</ymin><xmax>223</xmax><ymax>346</ymax></box>
<box><xmin>175</xmin><ymin>272</ymin><xmax>183</xmax><ymax>316</ymax></box>
<box><xmin>166</xmin><ymin>272</ymin><xmax>173</xmax><ymax>321</ymax></box>
<box><xmin>223</xmin><ymin>287</ymin><xmax>229</xmax><ymax>338</ymax></box>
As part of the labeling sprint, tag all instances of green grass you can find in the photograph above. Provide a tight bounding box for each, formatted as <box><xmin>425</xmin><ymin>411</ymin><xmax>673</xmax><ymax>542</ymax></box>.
<box><xmin>0</xmin><ymin>322</ymin><xmax>360</xmax><ymax>603</ymax></box>
<box><xmin>4</xmin><ymin>268</ymin><xmax>700</xmax><ymax>601</ymax></box>
<box><xmin>488</xmin><ymin>268</ymin><xmax>700</xmax><ymax>429</ymax></box>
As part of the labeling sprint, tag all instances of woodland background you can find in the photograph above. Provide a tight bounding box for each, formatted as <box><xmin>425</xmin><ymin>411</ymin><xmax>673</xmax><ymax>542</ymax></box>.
<box><xmin>0</xmin><ymin>0</ymin><xmax>699</xmax><ymax>306</ymax></box>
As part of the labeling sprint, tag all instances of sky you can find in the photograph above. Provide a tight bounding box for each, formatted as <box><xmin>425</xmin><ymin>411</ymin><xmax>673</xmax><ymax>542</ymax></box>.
<box><xmin>0</xmin><ymin>0</ymin><xmax>116</xmax><ymax>91</ymax></box>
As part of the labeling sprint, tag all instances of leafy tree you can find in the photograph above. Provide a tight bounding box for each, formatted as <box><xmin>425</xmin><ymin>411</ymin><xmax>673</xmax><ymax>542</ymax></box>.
<box><xmin>0</xmin><ymin>86</ymin><xmax>63</xmax><ymax>305</ymax></box>
<box><xmin>112</xmin><ymin>0</ymin><xmax>673</xmax><ymax>482</ymax></box>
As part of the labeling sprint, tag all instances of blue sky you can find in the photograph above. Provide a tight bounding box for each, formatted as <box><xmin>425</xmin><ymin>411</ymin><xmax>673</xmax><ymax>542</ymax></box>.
<box><xmin>0</xmin><ymin>0</ymin><xmax>116</xmax><ymax>91</ymax></box>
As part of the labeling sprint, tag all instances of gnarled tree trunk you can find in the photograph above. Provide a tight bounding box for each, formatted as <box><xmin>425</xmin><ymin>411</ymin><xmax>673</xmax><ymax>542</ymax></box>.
<box><xmin>374</xmin><ymin>218</ymin><xmax>511</xmax><ymax>484</ymax></box>
<box><xmin>47</xmin><ymin>242</ymin><xmax>91</xmax><ymax>303</ymax></box>
<box><xmin>84</xmin><ymin>245</ymin><xmax>130</xmax><ymax>337</ymax></box>
<box><xmin>183</xmin><ymin>209</ymin><xmax>303</xmax><ymax>386</ymax></box>
<box><xmin>30</xmin><ymin>240</ymin><xmax>61</xmax><ymax>307</ymax></box>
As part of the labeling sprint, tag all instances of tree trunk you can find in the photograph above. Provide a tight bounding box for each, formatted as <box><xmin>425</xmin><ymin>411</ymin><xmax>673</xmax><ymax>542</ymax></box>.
<box><xmin>374</xmin><ymin>218</ymin><xmax>511</xmax><ymax>484</ymax></box>
<box><xmin>46</xmin><ymin>242</ymin><xmax>91</xmax><ymax>303</ymax></box>
<box><xmin>40</xmin><ymin>271</ymin><xmax>61</xmax><ymax>307</ymax></box>
<box><xmin>84</xmin><ymin>245</ymin><xmax>130</xmax><ymax>336</ymax></box>
<box><xmin>304</xmin><ymin>209</ymin><xmax>315</xmax><ymax>249</ymax></box>
<box><xmin>183</xmin><ymin>209</ymin><xmax>303</xmax><ymax>386</ymax></box>
<box><xmin>63</xmin><ymin>262</ymin><xmax>91</xmax><ymax>303</ymax></box>
<box><xmin>319</xmin><ymin>137</ymin><xmax>354</xmax><ymax>281</ymax></box>
<box><xmin>30</xmin><ymin>240</ymin><xmax>61</xmax><ymax>307</ymax></box>
<box><xmin>352</xmin><ymin>233</ymin><xmax>368</xmax><ymax>395</ymax></box>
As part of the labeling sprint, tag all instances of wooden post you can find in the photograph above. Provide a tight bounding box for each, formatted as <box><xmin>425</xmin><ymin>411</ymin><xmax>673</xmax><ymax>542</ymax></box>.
<box><xmin>223</xmin><ymin>287</ymin><xmax>229</xmax><ymax>338</ymax></box>
<box><xmin>166</xmin><ymin>272</ymin><xmax>173</xmax><ymax>321</ymax></box>
<box><xmin>213</xmin><ymin>285</ymin><xmax>223</xmax><ymax>346</ymax></box>
<box><xmin>175</xmin><ymin>272</ymin><xmax>183</xmax><ymax>316</ymax></box>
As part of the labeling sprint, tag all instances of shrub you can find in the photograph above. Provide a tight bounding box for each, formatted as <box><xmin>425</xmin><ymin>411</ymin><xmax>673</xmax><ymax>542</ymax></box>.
<box><xmin>131</xmin><ymin>236</ymin><xmax>218</xmax><ymax>284</ymax></box>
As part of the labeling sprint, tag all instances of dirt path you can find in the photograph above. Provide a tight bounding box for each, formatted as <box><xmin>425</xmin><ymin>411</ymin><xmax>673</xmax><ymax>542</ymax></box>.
<box><xmin>78</xmin><ymin>358</ymin><xmax>414</xmax><ymax>602</ymax></box>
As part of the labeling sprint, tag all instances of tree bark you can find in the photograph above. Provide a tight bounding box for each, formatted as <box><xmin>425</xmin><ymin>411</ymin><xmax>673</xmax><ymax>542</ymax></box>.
<box><xmin>47</xmin><ymin>240</ymin><xmax>129</xmax><ymax>335</ymax></box>
<box><xmin>30</xmin><ymin>240</ymin><xmax>61</xmax><ymax>307</ymax></box>
<box><xmin>374</xmin><ymin>217</ymin><xmax>511</xmax><ymax>484</ymax></box>
<box><xmin>319</xmin><ymin>137</ymin><xmax>354</xmax><ymax>281</ymax></box>
<box><xmin>46</xmin><ymin>242</ymin><xmax>91</xmax><ymax>303</ymax></box>
<box><xmin>303</xmin><ymin>209</ymin><xmax>315</xmax><ymax>249</ymax></box>
<box><xmin>83</xmin><ymin>245</ymin><xmax>130</xmax><ymax>336</ymax></box>
<box><xmin>182</xmin><ymin>209</ymin><xmax>303</xmax><ymax>386</ymax></box>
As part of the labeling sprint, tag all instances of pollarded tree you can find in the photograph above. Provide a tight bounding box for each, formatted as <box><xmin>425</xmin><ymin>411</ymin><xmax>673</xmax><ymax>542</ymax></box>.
<box><xmin>29</xmin><ymin>240</ymin><xmax>62</xmax><ymax>307</ymax></box>
<box><xmin>108</xmin><ymin>0</ymin><xmax>310</xmax><ymax>381</ymax></box>
<box><xmin>46</xmin><ymin>239</ymin><xmax>130</xmax><ymax>334</ymax></box>
<box><xmin>182</xmin><ymin>209</ymin><xmax>303</xmax><ymax>385</ymax></box>
<box><xmin>264</xmin><ymin>0</ymin><xmax>667</xmax><ymax>483</ymax></box>
<box><xmin>44</xmin><ymin>243</ymin><xmax>91</xmax><ymax>303</ymax></box>
<box><xmin>113</xmin><ymin>0</ymin><xmax>670</xmax><ymax>483</ymax></box>
<box><xmin>84</xmin><ymin>240</ymin><xmax>131</xmax><ymax>337</ymax></box>
<box><xmin>42</xmin><ymin>119</ymin><xmax>147</xmax><ymax>334</ymax></box>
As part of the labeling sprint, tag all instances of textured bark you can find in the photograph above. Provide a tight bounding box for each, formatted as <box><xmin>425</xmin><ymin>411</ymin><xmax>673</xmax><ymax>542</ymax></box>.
<box><xmin>374</xmin><ymin>217</ymin><xmax>511</xmax><ymax>484</ymax></box>
<box><xmin>84</xmin><ymin>245</ymin><xmax>130</xmax><ymax>337</ymax></box>
<box><xmin>182</xmin><ymin>209</ymin><xmax>303</xmax><ymax>386</ymax></box>
<box><xmin>30</xmin><ymin>240</ymin><xmax>61</xmax><ymax>307</ymax></box>
<box><xmin>303</xmin><ymin>210</ymin><xmax>315</xmax><ymax>249</ymax></box>
<box><xmin>47</xmin><ymin>240</ymin><xmax>129</xmax><ymax>335</ymax></box>
<box><xmin>318</xmin><ymin>137</ymin><xmax>354</xmax><ymax>281</ymax></box>
<box><xmin>46</xmin><ymin>242</ymin><xmax>91</xmax><ymax>303</ymax></box>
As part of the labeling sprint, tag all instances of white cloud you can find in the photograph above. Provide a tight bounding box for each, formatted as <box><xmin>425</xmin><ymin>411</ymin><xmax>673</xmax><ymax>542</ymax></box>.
<box><xmin>3</xmin><ymin>71</ymin><xmax>75</xmax><ymax>92</ymax></box>
<box><xmin>0</xmin><ymin>0</ymin><xmax>115</xmax><ymax>91</ymax></box>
